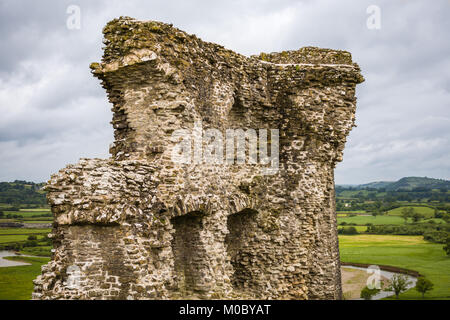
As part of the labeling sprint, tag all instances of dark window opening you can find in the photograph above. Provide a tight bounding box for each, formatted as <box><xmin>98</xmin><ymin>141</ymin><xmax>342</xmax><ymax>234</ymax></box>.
<box><xmin>170</xmin><ymin>211</ymin><xmax>206</xmax><ymax>294</ymax></box>
<box><xmin>225</xmin><ymin>208</ymin><xmax>258</xmax><ymax>290</ymax></box>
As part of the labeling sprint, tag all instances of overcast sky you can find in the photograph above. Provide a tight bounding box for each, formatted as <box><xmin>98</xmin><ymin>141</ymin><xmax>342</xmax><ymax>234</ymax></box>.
<box><xmin>0</xmin><ymin>0</ymin><xmax>449</xmax><ymax>184</ymax></box>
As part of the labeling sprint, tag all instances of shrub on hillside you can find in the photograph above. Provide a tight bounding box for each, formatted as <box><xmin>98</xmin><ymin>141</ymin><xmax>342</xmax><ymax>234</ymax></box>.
<box><xmin>42</xmin><ymin>234</ymin><xmax>53</xmax><ymax>245</ymax></box>
<box><xmin>443</xmin><ymin>213</ymin><xmax>450</xmax><ymax>223</ymax></box>
<box><xmin>338</xmin><ymin>226</ymin><xmax>358</xmax><ymax>235</ymax></box>
<box><xmin>23</xmin><ymin>240</ymin><xmax>38</xmax><ymax>247</ymax></box>
<box><xmin>360</xmin><ymin>286</ymin><xmax>380</xmax><ymax>300</ymax></box>
<box><xmin>423</xmin><ymin>230</ymin><xmax>448</xmax><ymax>244</ymax></box>
<box><xmin>444</xmin><ymin>236</ymin><xmax>450</xmax><ymax>255</ymax></box>
<box><xmin>5</xmin><ymin>214</ymin><xmax>21</xmax><ymax>219</ymax></box>
<box><xmin>366</xmin><ymin>223</ymin><xmax>449</xmax><ymax>243</ymax></box>
<box><xmin>3</xmin><ymin>206</ymin><xmax>20</xmax><ymax>211</ymax></box>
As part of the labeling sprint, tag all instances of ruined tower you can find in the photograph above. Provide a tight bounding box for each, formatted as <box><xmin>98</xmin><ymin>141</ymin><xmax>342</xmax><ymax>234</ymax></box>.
<box><xmin>33</xmin><ymin>17</ymin><xmax>364</xmax><ymax>300</ymax></box>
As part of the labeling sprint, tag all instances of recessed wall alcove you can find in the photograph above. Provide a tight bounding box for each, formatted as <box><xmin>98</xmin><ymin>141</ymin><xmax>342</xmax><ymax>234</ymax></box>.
<box><xmin>225</xmin><ymin>208</ymin><xmax>258</xmax><ymax>291</ymax></box>
<box><xmin>170</xmin><ymin>211</ymin><xmax>206</xmax><ymax>294</ymax></box>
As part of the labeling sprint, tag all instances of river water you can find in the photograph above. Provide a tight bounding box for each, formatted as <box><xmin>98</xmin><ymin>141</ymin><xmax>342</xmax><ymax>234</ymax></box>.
<box><xmin>344</xmin><ymin>265</ymin><xmax>418</xmax><ymax>300</ymax></box>
<box><xmin>0</xmin><ymin>250</ymin><xmax>33</xmax><ymax>267</ymax></box>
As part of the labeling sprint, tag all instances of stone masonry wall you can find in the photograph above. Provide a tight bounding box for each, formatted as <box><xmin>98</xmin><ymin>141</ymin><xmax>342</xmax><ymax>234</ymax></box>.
<box><xmin>33</xmin><ymin>17</ymin><xmax>364</xmax><ymax>300</ymax></box>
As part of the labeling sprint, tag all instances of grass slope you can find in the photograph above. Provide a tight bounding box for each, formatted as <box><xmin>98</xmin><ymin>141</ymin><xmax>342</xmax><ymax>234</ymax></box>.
<box><xmin>2</xmin><ymin>210</ymin><xmax>50</xmax><ymax>218</ymax></box>
<box><xmin>0</xmin><ymin>235</ymin><xmax>39</xmax><ymax>244</ymax></box>
<box><xmin>0</xmin><ymin>228</ymin><xmax>51</xmax><ymax>235</ymax></box>
<box><xmin>339</xmin><ymin>234</ymin><xmax>450</xmax><ymax>299</ymax></box>
<box><xmin>338</xmin><ymin>215</ymin><xmax>406</xmax><ymax>225</ymax></box>
<box><xmin>387</xmin><ymin>206</ymin><xmax>435</xmax><ymax>218</ymax></box>
<box><xmin>0</xmin><ymin>256</ymin><xmax>49</xmax><ymax>300</ymax></box>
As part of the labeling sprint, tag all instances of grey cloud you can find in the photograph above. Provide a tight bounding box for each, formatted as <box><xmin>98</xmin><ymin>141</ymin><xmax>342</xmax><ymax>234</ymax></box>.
<box><xmin>0</xmin><ymin>0</ymin><xmax>449</xmax><ymax>184</ymax></box>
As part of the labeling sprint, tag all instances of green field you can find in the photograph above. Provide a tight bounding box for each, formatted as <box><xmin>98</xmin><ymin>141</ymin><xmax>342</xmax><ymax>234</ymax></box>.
<box><xmin>417</xmin><ymin>218</ymin><xmax>446</xmax><ymax>224</ymax></box>
<box><xmin>339</xmin><ymin>234</ymin><xmax>450</xmax><ymax>299</ymax></box>
<box><xmin>387</xmin><ymin>206</ymin><xmax>435</xmax><ymax>218</ymax></box>
<box><xmin>19</xmin><ymin>246</ymin><xmax>52</xmax><ymax>257</ymax></box>
<box><xmin>21</xmin><ymin>221</ymin><xmax>52</xmax><ymax>224</ymax></box>
<box><xmin>0</xmin><ymin>227</ymin><xmax>51</xmax><ymax>255</ymax></box>
<box><xmin>0</xmin><ymin>256</ymin><xmax>50</xmax><ymax>300</ymax></box>
<box><xmin>0</xmin><ymin>228</ymin><xmax>50</xmax><ymax>244</ymax></box>
<box><xmin>0</xmin><ymin>235</ymin><xmax>47</xmax><ymax>244</ymax></box>
<box><xmin>0</xmin><ymin>234</ymin><xmax>448</xmax><ymax>300</ymax></box>
<box><xmin>353</xmin><ymin>226</ymin><xmax>367</xmax><ymax>232</ymax></box>
<box><xmin>337</xmin><ymin>214</ymin><xmax>444</xmax><ymax>226</ymax></box>
<box><xmin>2</xmin><ymin>210</ymin><xmax>50</xmax><ymax>218</ymax></box>
<box><xmin>0</xmin><ymin>228</ymin><xmax>50</xmax><ymax>235</ymax></box>
<box><xmin>338</xmin><ymin>215</ymin><xmax>406</xmax><ymax>225</ymax></box>
<box><xmin>0</xmin><ymin>235</ymin><xmax>35</xmax><ymax>243</ymax></box>
<box><xmin>19</xmin><ymin>216</ymin><xmax>53</xmax><ymax>220</ymax></box>
<box><xmin>338</xmin><ymin>225</ymin><xmax>368</xmax><ymax>233</ymax></box>
<box><xmin>337</xmin><ymin>190</ymin><xmax>388</xmax><ymax>199</ymax></box>
<box><xmin>338</xmin><ymin>190</ymin><xmax>371</xmax><ymax>198</ymax></box>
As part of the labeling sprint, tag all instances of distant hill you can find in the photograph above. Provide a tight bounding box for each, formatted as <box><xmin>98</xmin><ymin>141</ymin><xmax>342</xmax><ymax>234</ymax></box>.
<box><xmin>353</xmin><ymin>177</ymin><xmax>450</xmax><ymax>191</ymax></box>
<box><xmin>0</xmin><ymin>180</ymin><xmax>46</xmax><ymax>205</ymax></box>
<box><xmin>385</xmin><ymin>177</ymin><xmax>450</xmax><ymax>191</ymax></box>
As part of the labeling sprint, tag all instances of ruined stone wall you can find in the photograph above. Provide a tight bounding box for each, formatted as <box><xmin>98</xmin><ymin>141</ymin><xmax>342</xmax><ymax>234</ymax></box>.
<box><xmin>33</xmin><ymin>17</ymin><xmax>364</xmax><ymax>300</ymax></box>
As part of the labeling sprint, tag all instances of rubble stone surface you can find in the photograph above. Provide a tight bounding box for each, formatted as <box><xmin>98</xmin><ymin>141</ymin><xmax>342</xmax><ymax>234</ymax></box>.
<box><xmin>33</xmin><ymin>17</ymin><xmax>364</xmax><ymax>300</ymax></box>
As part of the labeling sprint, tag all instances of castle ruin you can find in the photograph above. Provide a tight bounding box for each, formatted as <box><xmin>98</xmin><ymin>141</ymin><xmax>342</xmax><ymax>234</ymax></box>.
<box><xmin>33</xmin><ymin>17</ymin><xmax>364</xmax><ymax>300</ymax></box>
